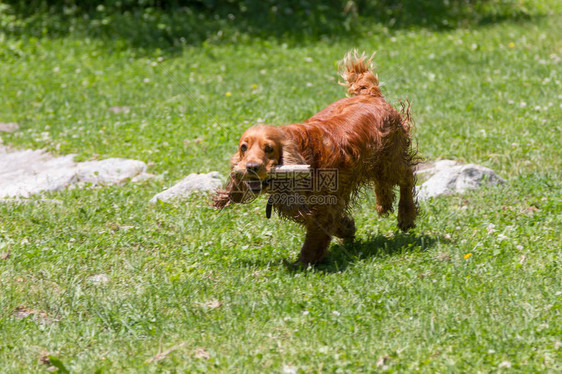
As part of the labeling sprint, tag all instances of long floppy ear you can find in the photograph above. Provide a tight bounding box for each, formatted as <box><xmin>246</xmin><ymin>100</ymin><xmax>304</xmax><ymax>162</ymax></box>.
<box><xmin>279</xmin><ymin>132</ymin><xmax>306</xmax><ymax>165</ymax></box>
<box><xmin>212</xmin><ymin>177</ymin><xmax>253</xmax><ymax>208</ymax></box>
<box><xmin>212</xmin><ymin>152</ymin><xmax>256</xmax><ymax>209</ymax></box>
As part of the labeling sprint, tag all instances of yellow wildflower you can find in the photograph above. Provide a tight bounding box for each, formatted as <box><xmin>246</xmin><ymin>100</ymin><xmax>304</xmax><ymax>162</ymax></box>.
<box><xmin>464</xmin><ymin>253</ymin><xmax>472</xmax><ymax>259</ymax></box>
<box><xmin>252</xmin><ymin>84</ymin><xmax>258</xmax><ymax>89</ymax></box>
<box><xmin>508</xmin><ymin>42</ymin><xmax>515</xmax><ymax>48</ymax></box>
<box><xmin>225</xmin><ymin>92</ymin><xmax>231</xmax><ymax>97</ymax></box>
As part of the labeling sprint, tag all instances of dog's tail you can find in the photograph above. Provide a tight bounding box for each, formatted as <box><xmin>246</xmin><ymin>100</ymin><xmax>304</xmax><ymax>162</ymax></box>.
<box><xmin>339</xmin><ymin>50</ymin><xmax>382</xmax><ymax>97</ymax></box>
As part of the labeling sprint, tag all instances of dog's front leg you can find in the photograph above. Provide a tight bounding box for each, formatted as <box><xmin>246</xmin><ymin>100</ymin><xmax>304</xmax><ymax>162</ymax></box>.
<box><xmin>296</xmin><ymin>223</ymin><xmax>332</xmax><ymax>264</ymax></box>
<box><xmin>334</xmin><ymin>214</ymin><xmax>356</xmax><ymax>240</ymax></box>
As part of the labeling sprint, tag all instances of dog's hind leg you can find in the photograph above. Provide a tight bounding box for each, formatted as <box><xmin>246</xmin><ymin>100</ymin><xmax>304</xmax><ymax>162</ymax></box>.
<box><xmin>374</xmin><ymin>181</ymin><xmax>395</xmax><ymax>216</ymax></box>
<box><xmin>397</xmin><ymin>168</ymin><xmax>417</xmax><ymax>231</ymax></box>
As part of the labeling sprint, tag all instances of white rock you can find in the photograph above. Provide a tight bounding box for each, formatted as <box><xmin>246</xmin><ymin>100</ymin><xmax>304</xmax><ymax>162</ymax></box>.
<box><xmin>417</xmin><ymin>163</ymin><xmax>504</xmax><ymax>200</ymax></box>
<box><xmin>149</xmin><ymin>172</ymin><xmax>223</xmax><ymax>203</ymax></box>
<box><xmin>0</xmin><ymin>146</ymin><xmax>153</xmax><ymax>198</ymax></box>
<box><xmin>415</xmin><ymin>159</ymin><xmax>462</xmax><ymax>179</ymax></box>
<box><xmin>0</xmin><ymin>122</ymin><xmax>19</xmax><ymax>132</ymax></box>
<box><xmin>0</xmin><ymin>198</ymin><xmax>63</xmax><ymax>205</ymax></box>
<box><xmin>74</xmin><ymin>158</ymin><xmax>148</xmax><ymax>185</ymax></box>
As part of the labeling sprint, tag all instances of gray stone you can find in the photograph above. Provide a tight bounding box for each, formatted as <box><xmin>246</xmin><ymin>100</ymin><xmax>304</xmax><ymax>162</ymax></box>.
<box><xmin>415</xmin><ymin>159</ymin><xmax>462</xmax><ymax>180</ymax></box>
<box><xmin>0</xmin><ymin>198</ymin><xmax>63</xmax><ymax>205</ymax></box>
<box><xmin>75</xmin><ymin>158</ymin><xmax>148</xmax><ymax>185</ymax></box>
<box><xmin>417</xmin><ymin>162</ymin><xmax>504</xmax><ymax>200</ymax></box>
<box><xmin>0</xmin><ymin>146</ymin><xmax>154</xmax><ymax>198</ymax></box>
<box><xmin>108</xmin><ymin>106</ymin><xmax>130</xmax><ymax>114</ymax></box>
<box><xmin>149</xmin><ymin>171</ymin><xmax>224</xmax><ymax>203</ymax></box>
<box><xmin>0</xmin><ymin>122</ymin><xmax>19</xmax><ymax>132</ymax></box>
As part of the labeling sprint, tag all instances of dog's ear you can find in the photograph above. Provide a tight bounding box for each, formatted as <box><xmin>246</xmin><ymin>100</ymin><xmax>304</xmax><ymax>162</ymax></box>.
<box><xmin>279</xmin><ymin>134</ymin><xmax>306</xmax><ymax>165</ymax></box>
<box><xmin>212</xmin><ymin>175</ymin><xmax>254</xmax><ymax>208</ymax></box>
<box><xmin>212</xmin><ymin>150</ymin><xmax>257</xmax><ymax>208</ymax></box>
<box><xmin>230</xmin><ymin>149</ymin><xmax>241</xmax><ymax>167</ymax></box>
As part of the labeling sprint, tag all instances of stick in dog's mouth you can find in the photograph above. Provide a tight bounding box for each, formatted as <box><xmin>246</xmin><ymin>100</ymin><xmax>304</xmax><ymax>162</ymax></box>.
<box><xmin>237</xmin><ymin>165</ymin><xmax>312</xmax><ymax>194</ymax></box>
<box><xmin>267</xmin><ymin>165</ymin><xmax>311</xmax><ymax>178</ymax></box>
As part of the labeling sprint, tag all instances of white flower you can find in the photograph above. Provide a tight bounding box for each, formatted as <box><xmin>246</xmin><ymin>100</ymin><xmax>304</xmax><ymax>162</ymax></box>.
<box><xmin>332</xmin><ymin>311</ymin><xmax>341</xmax><ymax>316</ymax></box>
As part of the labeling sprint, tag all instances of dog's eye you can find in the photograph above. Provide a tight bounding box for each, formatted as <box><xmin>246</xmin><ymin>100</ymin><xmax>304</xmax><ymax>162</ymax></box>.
<box><xmin>264</xmin><ymin>145</ymin><xmax>273</xmax><ymax>153</ymax></box>
<box><xmin>240</xmin><ymin>144</ymin><xmax>247</xmax><ymax>152</ymax></box>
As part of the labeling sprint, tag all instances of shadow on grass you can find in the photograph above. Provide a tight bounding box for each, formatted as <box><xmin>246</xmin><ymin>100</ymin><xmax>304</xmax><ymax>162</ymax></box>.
<box><xmin>1</xmin><ymin>0</ymin><xmax>541</xmax><ymax>55</ymax></box>
<box><xmin>237</xmin><ymin>230</ymin><xmax>443</xmax><ymax>273</ymax></box>
<box><xmin>288</xmin><ymin>231</ymin><xmax>443</xmax><ymax>273</ymax></box>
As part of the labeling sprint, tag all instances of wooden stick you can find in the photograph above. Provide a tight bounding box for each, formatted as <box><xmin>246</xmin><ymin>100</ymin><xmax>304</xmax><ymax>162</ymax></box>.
<box><xmin>267</xmin><ymin>165</ymin><xmax>311</xmax><ymax>179</ymax></box>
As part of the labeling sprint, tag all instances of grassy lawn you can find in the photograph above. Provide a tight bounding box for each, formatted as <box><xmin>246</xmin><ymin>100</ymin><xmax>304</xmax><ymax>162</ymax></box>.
<box><xmin>1</xmin><ymin>2</ymin><xmax>561</xmax><ymax>372</ymax></box>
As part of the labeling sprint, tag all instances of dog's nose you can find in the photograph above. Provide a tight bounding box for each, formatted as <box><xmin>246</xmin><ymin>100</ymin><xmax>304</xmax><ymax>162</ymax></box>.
<box><xmin>246</xmin><ymin>162</ymin><xmax>261</xmax><ymax>173</ymax></box>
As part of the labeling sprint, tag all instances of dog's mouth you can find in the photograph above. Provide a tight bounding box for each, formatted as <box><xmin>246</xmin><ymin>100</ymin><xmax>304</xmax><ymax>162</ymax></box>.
<box><xmin>243</xmin><ymin>179</ymin><xmax>269</xmax><ymax>194</ymax></box>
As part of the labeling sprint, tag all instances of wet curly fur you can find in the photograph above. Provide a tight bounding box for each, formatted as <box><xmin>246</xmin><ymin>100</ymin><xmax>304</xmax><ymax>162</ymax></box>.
<box><xmin>213</xmin><ymin>50</ymin><xmax>418</xmax><ymax>264</ymax></box>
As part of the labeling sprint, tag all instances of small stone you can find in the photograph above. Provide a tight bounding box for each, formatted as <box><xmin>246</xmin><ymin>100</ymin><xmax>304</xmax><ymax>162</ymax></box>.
<box><xmin>199</xmin><ymin>299</ymin><xmax>223</xmax><ymax>310</ymax></box>
<box><xmin>12</xmin><ymin>306</ymin><xmax>52</xmax><ymax>324</ymax></box>
<box><xmin>282</xmin><ymin>365</ymin><xmax>297</xmax><ymax>374</ymax></box>
<box><xmin>88</xmin><ymin>274</ymin><xmax>109</xmax><ymax>285</ymax></box>
<box><xmin>194</xmin><ymin>348</ymin><xmax>210</xmax><ymax>359</ymax></box>
<box><xmin>108</xmin><ymin>106</ymin><xmax>130</xmax><ymax>114</ymax></box>
<box><xmin>437</xmin><ymin>253</ymin><xmax>452</xmax><ymax>262</ymax></box>
<box><xmin>376</xmin><ymin>356</ymin><xmax>392</xmax><ymax>367</ymax></box>
<box><xmin>498</xmin><ymin>361</ymin><xmax>511</xmax><ymax>369</ymax></box>
<box><xmin>0</xmin><ymin>122</ymin><xmax>19</xmax><ymax>132</ymax></box>
<box><xmin>13</xmin><ymin>307</ymin><xmax>33</xmax><ymax>319</ymax></box>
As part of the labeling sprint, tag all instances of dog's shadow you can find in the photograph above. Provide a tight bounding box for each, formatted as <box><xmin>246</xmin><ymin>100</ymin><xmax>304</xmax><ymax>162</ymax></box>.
<box><xmin>289</xmin><ymin>231</ymin><xmax>442</xmax><ymax>273</ymax></box>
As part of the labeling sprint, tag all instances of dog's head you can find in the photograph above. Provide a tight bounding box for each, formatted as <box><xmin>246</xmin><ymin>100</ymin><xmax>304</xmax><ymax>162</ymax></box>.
<box><xmin>219</xmin><ymin>124</ymin><xmax>305</xmax><ymax>204</ymax></box>
<box><xmin>232</xmin><ymin>125</ymin><xmax>283</xmax><ymax>187</ymax></box>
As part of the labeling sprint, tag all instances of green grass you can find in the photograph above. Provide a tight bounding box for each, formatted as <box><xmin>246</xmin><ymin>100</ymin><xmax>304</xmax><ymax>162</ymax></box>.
<box><xmin>1</xmin><ymin>5</ymin><xmax>561</xmax><ymax>373</ymax></box>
